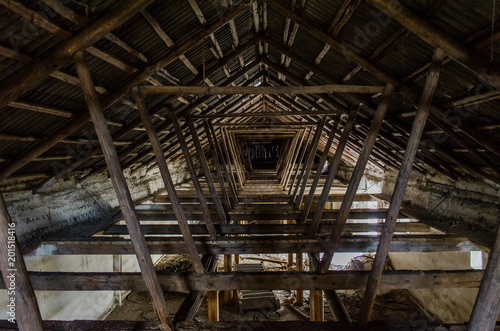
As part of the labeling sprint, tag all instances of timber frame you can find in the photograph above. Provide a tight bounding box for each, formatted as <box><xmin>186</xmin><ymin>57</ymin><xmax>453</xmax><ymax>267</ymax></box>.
<box><xmin>0</xmin><ymin>0</ymin><xmax>499</xmax><ymax>330</ymax></box>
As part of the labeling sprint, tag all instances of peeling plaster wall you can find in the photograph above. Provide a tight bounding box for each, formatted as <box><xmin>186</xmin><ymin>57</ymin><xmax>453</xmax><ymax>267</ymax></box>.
<box><xmin>380</xmin><ymin>170</ymin><xmax>500</xmax><ymax>248</ymax></box>
<box><xmin>337</xmin><ymin>164</ymin><xmax>500</xmax><ymax>248</ymax></box>
<box><xmin>389</xmin><ymin>251</ymin><xmax>500</xmax><ymax>324</ymax></box>
<box><xmin>3</xmin><ymin>159</ymin><xmax>192</xmax><ymax>247</ymax></box>
<box><xmin>0</xmin><ymin>158</ymin><xmax>193</xmax><ymax>321</ymax></box>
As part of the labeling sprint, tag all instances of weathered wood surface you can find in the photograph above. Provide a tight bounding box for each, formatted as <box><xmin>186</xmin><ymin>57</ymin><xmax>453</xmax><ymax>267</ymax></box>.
<box><xmin>74</xmin><ymin>52</ymin><xmax>173</xmax><ymax>330</ymax></box>
<box><xmin>103</xmin><ymin>222</ymin><xmax>432</xmax><ymax>236</ymax></box>
<box><xmin>140</xmin><ymin>85</ymin><xmax>384</xmax><ymax>95</ymax></box>
<box><xmin>0</xmin><ymin>320</ymin><xmax>494</xmax><ymax>331</ymax></box>
<box><xmin>0</xmin><ymin>270</ymin><xmax>483</xmax><ymax>291</ymax></box>
<box><xmin>30</xmin><ymin>236</ymin><xmax>480</xmax><ymax>255</ymax></box>
<box><xmin>358</xmin><ymin>48</ymin><xmax>446</xmax><ymax>325</ymax></box>
<box><xmin>0</xmin><ymin>192</ymin><xmax>44</xmax><ymax>331</ymax></box>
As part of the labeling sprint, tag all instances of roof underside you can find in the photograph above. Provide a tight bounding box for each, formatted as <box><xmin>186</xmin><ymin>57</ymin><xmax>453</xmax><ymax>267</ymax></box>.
<box><xmin>0</xmin><ymin>0</ymin><xmax>499</xmax><ymax>189</ymax></box>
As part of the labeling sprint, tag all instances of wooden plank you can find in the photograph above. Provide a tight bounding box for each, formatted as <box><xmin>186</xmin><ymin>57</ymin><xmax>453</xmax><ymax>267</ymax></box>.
<box><xmin>0</xmin><ymin>192</ymin><xmax>44</xmax><ymax>330</ymax></box>
<box><xmin>33</xmin><ymin>236</ymin><xmax>481</xmax><ymax>255</ymax></box>
<box><xmin>0</xmin><ymin>270</ymin><xmax>484</xmax><ymax>291</ymax></box>
<box><xmin>132</xmin><ymin>88</ymin><xmax>208</xmax><ymax>267</ymax></box>
<box><xmin>194</xmin><ymin>110</ymin><xmax>338</xmax><ymax>118</ymax></box>
<box><xmin>319</xmin><ymin>83</ymin><xmax>394</xmax><ymax>272</ymax></box>
<box><xmin>299</xmin><ymin>110</ymin><xmax>345</xmax><ymax>223</ymax></box>
<box><xmin>306</xmin><ymin>106</ymin><xmax>358</xmax><ymax>227</ymax></box>
<box><xmin>293</xmin><ymin>118</ymin><xmax>326</xmax><ymax>206</ymax></box>
<box><xmin>185</xmin><ymin>114</ymin><xmax>228</xmax><ymax>224</ymax></box>
<box><xmin>358</xmin><ymin>48</ymin><xmax>446</xmax><ymax>326</ymax></box>
<box><xmin>74</xmin><ymin>52</ymin><xmax>173</xmax><ymax>331</ymax></box>
<box><xmin>167</xmin><ymin>106</ymin><xmax>217</xmax><ymax>239</ymax></box>
<box><xmin>140</xmin><ymin>84</ymin><xmax>384</xmax><ymax>95</ymax></box>
<box><xmin>8</xmin><ymin>101</ymin><xmax>73</xmax><ymax>117</ymax></box>
<box><xmin>103</xmin><ymin>223</ymin><xmax>432</xmax><ymax>236</ymax></box>
<box><xmin>288</xmin><ymin>128</ymin><xmax>313</xmax><ymax>194</ymax></box>
<box><xmin>469</xmin><ymin>222</ymin><xmax>500</xmax><ymax>330</ymax></box>
<box><xmin>141</xmin><ymin>9</ymin><xmax>175</xmax><ymax>47</ymax></box>
<box><xmin>0</xmin><ymin>320</ymin><xmax>495</xmax><ymax>331</ymax></box>
<box><xmin>202</xmin><ymin>120</ymin><xmax>232</xmax><ymax>210</ymax></box>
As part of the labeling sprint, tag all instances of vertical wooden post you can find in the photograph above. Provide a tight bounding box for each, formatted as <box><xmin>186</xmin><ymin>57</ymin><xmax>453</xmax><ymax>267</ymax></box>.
<box><xmin>203</xmin><ymin>120</ymin><xmax>232</xmax><ymax>211</ymax></box>
<box><xmin>223</xmin><ymin>254</ymin><xmax>233</xmax><ymax>304</ymax></box>
<box><xmin>296</xmin><ymin>252</ymin><xmax>303</xmax><ymax>305</ymax></box>
<box><xmin>310</xmin><ymin>290</ymin><xmax>324</xmax><ymax>321</ymax></box>
<box><xmin>167</xmin><ymin>107</ymin><xmax>217</xmax><ymax>239</ymax></box>
<box><xmin>185</xmin><ymin>114</ymin><xmax>228</xmax><ymax>224</ymax></box>
<box><xmin>74</xmin><ymin>52</ymin><xmax>173</xmax><ymax>331</ymax></box>
<box><xmin>318</xmin><ymin>83</ymin><xmax>394</xmax><ymax>273</ymax></box>
<box><xmin>288</xmin><ymin>127</ymin><xmax>313</xmax><ymax>195</ymax></box>
<box><xmin>306</xmin><ymin>107</ymin><xmax>358</xmax><ymax>228</ymax></box>
<box><xmin>207</xmin><ymin>291</ymin><xmax>220</xmax><ymax>321</ymax></box>
<box><xmin>469</xmin><ymin>223</ymin><xmax>500</xmax><ymax>330</ymax></box>
<box><xmin>293</xmin><ymin>118</ymin><xmax>326</xmax><ymax>206</ymax></box>
<box><xmin>358</xmin><ymin>49</ymin><xmax>445</xmax><ymax>326</ymax></box>
<box><xmin>0</xmin><ymin>192</ymin><xmax>44</xmax><ymax>331</ymax></box>
<box><xmin>298</xmin><ymin>112</ymin><xmax>342</xmax><ymax>223</ymax></box>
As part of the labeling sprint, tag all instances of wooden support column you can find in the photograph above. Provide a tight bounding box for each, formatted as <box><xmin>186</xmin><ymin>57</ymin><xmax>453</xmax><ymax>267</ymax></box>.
<box><xmin>469</xmin><ymin>222</ymin><xmax>500</xmax><ymax>330</ymax></box>
<box><xmin>299</xmin><ymin>112</ymin><xmax>342</xmax><ymax>223</ymax></box>
<box><xmin>167</xmin><ymin>107</ymin><xmax>217</xmax><ymax>239</ymax></box>
<box><xmin>185</xmin><ymin>114</ymin><xmax>228</xmax><ymax>224</ymax></box>
<box><xmin>306</xmin><ymin>107</ymin><xmax>358</xmax><ymax>228</ymax></box>
<box><xmin>296</xmin><ymin>252</ymin><xmax>303</xmax><ymax>305</ymax></box>
<box><xmin>203</xmin><ymin>121</ymin><xmax>232</xmax><ymax>210</ymax></box>
<box><xmin>319</xmin><ymin>83</ymin><xmax>394</xmax><ymax>273</ymax></box>
<box><xmin>358</xmin><ymin>49</ymin><xmax>445</xmax><ymax>325</ymax></box>
<box><xmin>223</xmin><ymin>254</ymin><xmax>233</xmax><ymax>304</ymax></box>
<box><xmin>74</xmin><ymin>52</ymin><xmax>174</xmax><ymax>331</ymax></box>
<box><xmin>220</xmin><ymin>127</ymin><xmax>242</xmax><ymax>189</ymax></box>
<box><xmin>293</xmin><ymin>117</ymin><xmax>327</xmax><ymax>206</ymax></box>
<box><xmin>310</xmin><ymin>290</ymin><xmax>324</xmax><ymax>321</ymax></box>
<box><xmin>288</xmin><ymin>128</ymin><xmax>313</xmax><ymax>194</ymax></box>
<box><xmin>0</xmin><ymin>192</ymin><xmax>44</xmax><ymax>331</ymax></box>
<box><xmin>207</xmin><ymin>291</ymin><xmax>219</xmax><ymax>321</ymax></box>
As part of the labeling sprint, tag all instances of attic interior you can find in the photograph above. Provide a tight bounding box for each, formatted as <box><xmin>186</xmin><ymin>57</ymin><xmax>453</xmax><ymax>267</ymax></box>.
<box><xmin>0</xmin><ymin>0</ymin><xmax>500</xmax><ymax>330</ymax></box>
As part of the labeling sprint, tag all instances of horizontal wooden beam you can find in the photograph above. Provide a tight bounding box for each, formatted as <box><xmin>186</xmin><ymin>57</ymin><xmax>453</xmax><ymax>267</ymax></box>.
<box><xmin>0</xmin><ymin>270</ymin><xmax>482</xmax><ymax>291</ymax></box>
<box><xmin>139</xmin><ymin>85</ymin><xmax>384</xmax><ymax>95</ymax></box>
<box><xmin>213</xmin><ymin>122</ymin><xmax>318</xmax><ymax>127</ymax></box>
<box><xmin>0</xmin><ymin>320</ymin><xmax>495</xmax><ymax>331</ymax></box>
<box><xmin>193</xmin><ymin>110</ymin><xmax>338</xmax><ymax>118</ymax></box>
<box><xmin>103</xmin><ymin>223</ymin><xmax>432</xmax><ymax>236</ymax></box>
<box><xmin>30</xmin><ymin>236</ymin><xmax>481</xmax><ymax>255</ymax></box>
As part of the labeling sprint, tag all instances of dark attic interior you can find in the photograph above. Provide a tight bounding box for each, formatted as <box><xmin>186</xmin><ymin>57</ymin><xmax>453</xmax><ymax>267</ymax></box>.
<box><xmin>1</xmin><ymin>0</ymin><xmax>500</xmax><ymax>330</ymax></box>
